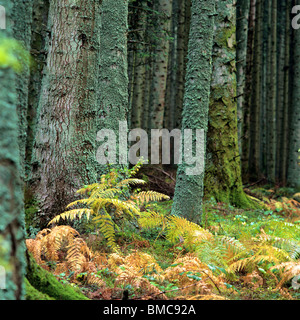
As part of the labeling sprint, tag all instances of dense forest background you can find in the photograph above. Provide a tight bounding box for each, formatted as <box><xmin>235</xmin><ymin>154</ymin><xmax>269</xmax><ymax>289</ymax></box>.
<box><xmin>0</xmin><ymin>0</ymin><xmax>300</xmax><ymax>300</ymax></box>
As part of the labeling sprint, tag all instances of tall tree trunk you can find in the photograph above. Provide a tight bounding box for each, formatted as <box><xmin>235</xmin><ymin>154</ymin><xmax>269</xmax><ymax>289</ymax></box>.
<box><xmin>241</xmin><ymin>0</ymin><xmax>255</xmax><ymax>181</ymax></box>
<box><xmin>282</xmin><ymin>0</ymin><xmax>292</xmax><ymax>185</ymax></box>
<box><xmin>265</xmin><ymin>0</ymin><xmax>277</xmax><ymax>183</ymax></box>
<box><xmin>0</xmin><ymin>2</ymin><xmax>25</xmax><ymax>300</ymax></box>
<box><xmin>287</xmin><ymin>2</ymin><xmax>300</xmax><ymax>190</ymax></box>
<box><xmin>236</xmin><ymin>0</ymin><xmax>250</xmax><ymax>155</ymax></box>
<box><xmin>275</xmin><ymin>0</ymin><xmax>286</xmax><ymax>182</ymax></box>
<box><xmin>12</xmin><ymin>0</ymin><xmax>33</xmax><ymax>179</ymax></box>
<box><xmin>98</xmin><ymin>0</ymin><xmax>129</xmax><ymax>170</ymax></box>
<box><xmin>171</xmin><ymin>0</ymin><xmax>215</xmax><ymax>224</ymax></box>
<box><xmin>26</xmin><ymin>0</ymin><xmax>50</xmax><ymax>175</ymax></box>
<box><xmin>130</xmin><ymin>1</ymin><xmax>147</xmax><ymax>129</ymax></box>
<box><xmin>248</xmin><ymin>0</ymin><xmax>263</xmax><ymax>181</ymax></box>
<box><xmin>149</xmin><ymin>0</ymin><xmax>172</xmax><ymax>130</ymax></box>
<box><xmin>30</xmin><ymin>0</ymin><xmax>101</xmax><ymax>224</ymax></box>
<box><xmin>204</xmin><ymin>0</ymin><xmax>253</xmax><ymax>208</ymax></box>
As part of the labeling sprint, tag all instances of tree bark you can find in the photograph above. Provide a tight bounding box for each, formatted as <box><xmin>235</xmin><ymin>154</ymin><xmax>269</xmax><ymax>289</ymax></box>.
<box><xmin>248</xmin><ymin>0</ymin><xmax>263</xmax><ymax>181</ymax></box>
<box><xmin>236</xmin><ymin>0</ymin><xmax>250</xmax><ymax>155</ymax></box>
<box><xmin>11</xmin><ymin>0</ymin><xmax>33</xmax><ymax>180</ymax></box>
<box><xmin>287</xmin><ymin>1</ymin><xmax>300</xmax><ymax>190</ymax></box>
<box><xmin>0</xmin><ymin>1</ymin><xmax>26</xmax><ymax>299</ymax></box>
<box><xmin>149</xmin><ymin>0</ymin><xmax>172</xmax><ymax>130</ymax></box>
<box><xmin>30</xmin><ymin>0</ymin><xmax>101</xmax><ymax>224</ymax></box>
<box><xmin>97</xmin><ymin>0</ymin><xmax>129</xmax><ymax>171</ymax></box>
<box><xmin>171</xmin><ymin>0</ymin><xmax>215</xmax><ymax>224</ymax></box>
<box><xmin>204</xmin><ymin>0</ymin><xmax>254</xmax><ymax>209</ymax></box>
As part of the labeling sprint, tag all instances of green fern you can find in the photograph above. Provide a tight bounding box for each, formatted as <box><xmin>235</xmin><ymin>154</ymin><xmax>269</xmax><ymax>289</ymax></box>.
<box><xmin>49</xmin><ymin>162</ymin><xmax>169</xmax><ymax>250</ymax></box>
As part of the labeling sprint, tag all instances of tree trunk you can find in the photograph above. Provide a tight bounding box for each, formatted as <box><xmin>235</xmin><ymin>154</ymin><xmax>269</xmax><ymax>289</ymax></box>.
<box><xmin>236</xmin><ymin>0</ymin><xmax>250</xmax><ymax>155</ymax></box>
<box><xmin>171</xmin><ymin>0</ymin><xmax>215</xmax><ymax>224</ymax></box>
<box><xmin>265</xmin><ymin>0</ymin><xmax>277</xmax><ymax>183</ymax></box>
<box><xmin>204</xmin><ymin>0</ymin><xmax>253</xmax><ymax>209</ymax></box>
<box><xmin>11</xmin><ymin>0</ymin><xmax>33</xmax><ymax>180</ymax></box>
<box><xmin>282</xmin><ymin>0</ymin><xmax>292</xmax><ymax>185</ymax></box>
<box><xmin>149</xmin><ymin>0</ymin><xmax>172</xmax><ymax>130</ymax></box>
<box><xmin>241</xmin><ymin>0</ymin><xmax>255</xmax><ymax>181</ymax></box>
<box><xmin>248</xmin><ymin>0</ymin><xmax>263</xmax><ymax>181</ymax></box>
<box><xmin>30</xmin><ymin>0</ymin><xmax>101</xmax><ymax>224</ymax></box>
<box><xmin>0</xmin><ymin>1</ymin><xmax>26</xmax><ymax>299</ymax></box>
<box><xmin>26</xmin><ymin>0</ymin><xmax>50</xmax><ymax>175</ymax></box>
<box><xmin>97</xmin><ymin>0</ymin><xmax>129</xmax><ymax>171</ymax></box>
<box><xmin>287</xmin><ymin>1</ymin><xmax>300</xmax><ymax>190</ymax></box>
<box><xmin>275</xmin><ymin>0</ymin><xmax>286</xmax><ymax>183</ymax></box>
<box><xmin>130</xmin><ymin>1</ymin><xmax>147</xmax><ymax>129</ymax></box>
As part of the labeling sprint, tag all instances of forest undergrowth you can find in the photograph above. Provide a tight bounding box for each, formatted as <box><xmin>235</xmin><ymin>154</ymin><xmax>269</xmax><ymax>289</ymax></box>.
<box><xmin>25</xmin><ymin>164</ymin><xmax>300</xmax><ymax>300</ymax></box>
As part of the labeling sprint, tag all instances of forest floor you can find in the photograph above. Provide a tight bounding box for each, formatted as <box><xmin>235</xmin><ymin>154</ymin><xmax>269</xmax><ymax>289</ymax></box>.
<box><xmin>25</xmin><ymin>184</ymin><xmax>300</xmax><ymax>300</ymax></box>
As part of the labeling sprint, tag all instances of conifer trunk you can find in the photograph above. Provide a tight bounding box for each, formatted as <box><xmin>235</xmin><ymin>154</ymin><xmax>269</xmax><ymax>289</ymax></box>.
<box><xmin>149</xmin><ymin>0</ymin><xmax>172</xmax><ymax>130</ymax></box>
<box><xmin>171</xmin><ymin>0</ymin><xmax>215</xmax><ymax>224</ymax></box>
<box><xmin>287</xmin><ymin>4</ymin><xmax>300</xmax><ymax>190</ymax></box>
<box><xmin>236</xmin><ymin>0</ymin><xmax>250</xmax><ymax>154</ymax></box>
<box><xmin>204</xmin><ymin>0</ymin><xmax>253</xmax><ymax>208</ymax></box>
<box><xmin>0</xmin><ymin>1</ymin><xmax>25</xmax><ymax>300</ymax></box>
<box><xmin>30</xmin><ymin>0</ymin><xmax>101</xmax><ymax>224</ymax></box>
<box><xmin>98</xmin><ymin>0</ymin><xmax>129</xmax><ymax>168</ymax></box>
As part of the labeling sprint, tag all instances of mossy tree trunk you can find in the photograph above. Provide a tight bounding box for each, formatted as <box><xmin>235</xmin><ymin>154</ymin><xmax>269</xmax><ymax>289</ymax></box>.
<box><xmin>30</xmin><ymin>0</ymin><xmax>101</xmax><ymax>224</ymax></box>
<box><xmin>204</xmin><ymin>0</ymin><xmax>253</xmax><ymax>209</ymax></box>
<box><xmin>171</xmin><ymin>0</ymin><xmax>215</xmax><ymax>224</ymax></box>
<box><xmin>25</xmin><ymin>253</ymin><xmax>88</xmax><ymax>300</ymax></box>
<box><xmin>0</xmin><ymin>1</ymin><xmax>26</xmax><ymax>300</ymax></box>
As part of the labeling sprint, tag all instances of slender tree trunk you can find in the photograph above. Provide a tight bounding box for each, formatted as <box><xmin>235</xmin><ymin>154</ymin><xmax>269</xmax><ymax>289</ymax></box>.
<box><xmin>26</xmin><ymin>0</ymin><xmax>50</xmax><ymax>175</ymax></box>
<box><xmin>275</xmin><ymin>0</ymin><xmax>286</xmax><ymax>182</ymax></box>
<box><xmin>248</xmin><ymin>0</ymin><xmax>263</xmax><ymax>181</ymax></box>
<box><xmin>265</xmin><ymin>0</ymin><xmax>277</xmax><ymax>183</ymax></box>
<box><xmin>171</xmin><ymin>0</ymin><xmax>215</xmax><ymax>224</ymax></box>
<box><xmin>204</xmin><ymin>0</ymin><xmax>253</xmax><ymax>208</ymax></box>
<box><xmin>130</xmin><ymin>2</ymin><xmax>147</xmax><ymax>129</ymax></box>
<box><xmin>175</xmin><ymin>0</ymin><xmax>191</xmax><ymax>129</ymax></box>
<box><xmin>149</xmin><ymin>0</ymin><xmax>172</xmax><ymax>130</ymax></box>
<box><xmin>236</xmin><ymin>0</ymin><xmax>250</xmax><ymax>155</ymax></box>
<box><xmin>30</xmin><ymin>0</ymin><xmax>101</xmax><ymax>224</ymax></box>
<box><xmin>241</xmin><ymin>0</ymin><xmax>255</xmax><ymax>181</ymax></box>
<box><xmin>98</xmin><ymin>0</ymin><xmax>129</xmax><ymax>170</ymax></box>
<box><xmin>12</xmin><ymin>0</ymin><xmax>33</xmax><ymax>179</ymax></box>
<box><xmin>0</xmin><ymin>2</ymin><xmax>25</xmax><ymax>300</ymax></box>
<box><xmin>287</xmin><ymin>2</ymin><xmax>300</xmax><ymax>189</ymax></box>
<box><xmin>282</xmin><ymin>0</ymin><xmax>292</xmax><ymax>185</ymax></box>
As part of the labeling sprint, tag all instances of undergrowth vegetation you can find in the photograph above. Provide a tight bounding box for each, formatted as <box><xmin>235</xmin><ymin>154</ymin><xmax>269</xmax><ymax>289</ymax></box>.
<box><xmin>25</xmin><ymin>164</ymin><xmax>300</xmax><ymax>300</ymax></box>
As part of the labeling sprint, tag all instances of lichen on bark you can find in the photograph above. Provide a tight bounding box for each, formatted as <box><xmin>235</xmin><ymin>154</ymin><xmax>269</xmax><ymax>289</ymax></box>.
<box><xmin>204</xmin><ymin>0</ymin><xmax>256</xmax><ymax>209</ymax></box>
<box><xmin>171</xmin><ymin>0</ymin><xmax>216</xmax><ymax>224</ymax></box>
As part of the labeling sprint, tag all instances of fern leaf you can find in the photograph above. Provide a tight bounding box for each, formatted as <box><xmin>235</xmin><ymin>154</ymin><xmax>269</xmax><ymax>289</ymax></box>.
<box><xmin>48</xmin><ymin>209</ymin><xmax>94</xmax><ymax>225</ymax></box>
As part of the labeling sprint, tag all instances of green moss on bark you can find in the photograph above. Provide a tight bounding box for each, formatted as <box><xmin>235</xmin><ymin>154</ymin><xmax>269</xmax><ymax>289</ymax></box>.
<box><xmin>26</xmin><ymin>253</ymin><xmax>89</xmax><ymax>300</ymax></box>
<box><xmin>204</xmin><ymin>0</ymin><xmax>258</xmax><ymax>210</ymax></box>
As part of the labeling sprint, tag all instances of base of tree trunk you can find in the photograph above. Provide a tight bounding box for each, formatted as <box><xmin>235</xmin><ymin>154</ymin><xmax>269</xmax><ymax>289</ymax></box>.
<box><xmin>25</xmin><ymin>252</ymin><xmax>89</xmax><ymax>300</ymax></box>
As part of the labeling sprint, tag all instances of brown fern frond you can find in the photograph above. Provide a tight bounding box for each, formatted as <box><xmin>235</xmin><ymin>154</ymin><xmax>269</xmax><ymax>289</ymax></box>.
<box><xmin>86</xmin><ymin>273</ymin><xmax>106</xmax><ymax>287</ymax></box>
